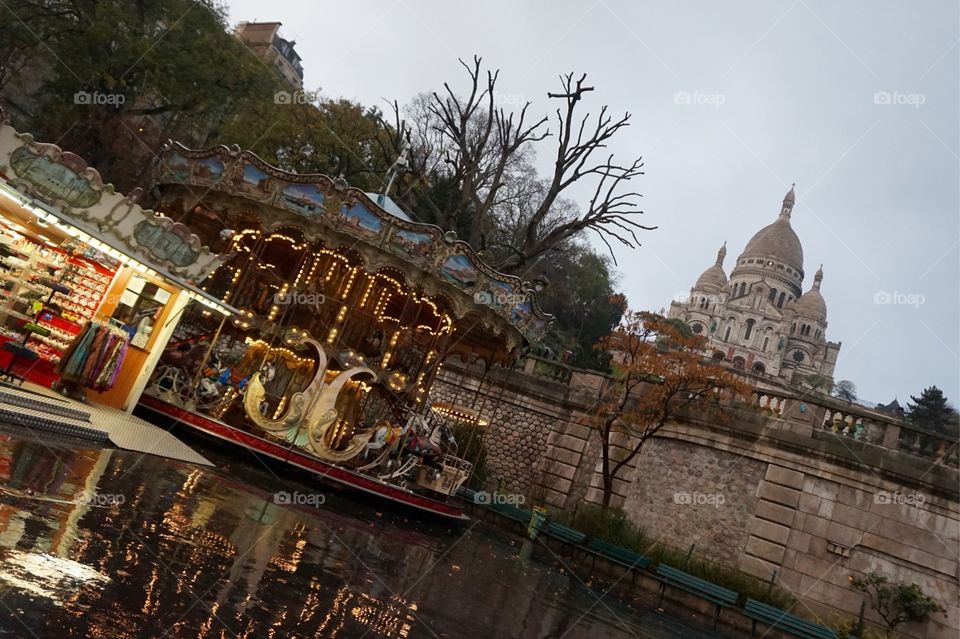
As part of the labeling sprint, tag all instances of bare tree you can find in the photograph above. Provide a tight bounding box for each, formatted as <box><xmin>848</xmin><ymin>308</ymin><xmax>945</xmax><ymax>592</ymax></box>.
<box><xmin>383</xmin><ymin>56</ymin><xmax>655</xmax><ymax>275</ymax></box>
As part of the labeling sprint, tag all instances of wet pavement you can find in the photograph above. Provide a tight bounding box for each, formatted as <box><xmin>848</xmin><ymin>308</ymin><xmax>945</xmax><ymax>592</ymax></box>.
<box><xmin>0</xmin><ymin>425</ymin><xmax>723</xmax><ymax>638</ymax></box>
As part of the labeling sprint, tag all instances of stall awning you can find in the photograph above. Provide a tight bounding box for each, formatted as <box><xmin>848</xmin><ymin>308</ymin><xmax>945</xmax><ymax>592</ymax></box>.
<box><xmin>0</xmin><ymin>180</ymin><xmax>237</xmax><ymax>316</ymax></box>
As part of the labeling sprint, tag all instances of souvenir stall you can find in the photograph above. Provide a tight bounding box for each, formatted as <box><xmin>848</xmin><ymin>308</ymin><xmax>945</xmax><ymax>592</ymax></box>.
<box><xmin>0</xmin><ymin>111</ymin><xmax>234</xmax><ymax>410</ymax></box>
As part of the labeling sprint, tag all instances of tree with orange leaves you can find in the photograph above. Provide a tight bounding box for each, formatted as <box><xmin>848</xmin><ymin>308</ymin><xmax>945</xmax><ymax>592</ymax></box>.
<box><xmin>591</xmin><ymin>310</ymin><xmax>752</xmax><ymax>507</ymax></box>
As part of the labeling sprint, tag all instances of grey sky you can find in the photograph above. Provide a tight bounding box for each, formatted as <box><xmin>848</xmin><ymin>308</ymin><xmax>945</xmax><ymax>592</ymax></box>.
<box><xmin>227</xmin><ymin>0</ymin><xmax>959</xmax><ymax>406</ymax></box>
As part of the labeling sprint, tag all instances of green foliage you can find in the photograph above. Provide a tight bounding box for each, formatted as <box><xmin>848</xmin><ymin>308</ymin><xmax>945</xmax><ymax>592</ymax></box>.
<box><xmin>566</xmin><ymin>504</ymin><xmax>793</xmax><ymax>608</ymax></box>
<box><xmin>534</xmin><ymin>244</ymin><xmax>625</xmax><ymax>371</ymax></box>
<box><xmin>2</xmin><ymin>0</ymin><xmax>279</xmax><ymax>188</ymax></box>
<box><xmin>218</xmin><ymin>96</ymin><xmax>392</xmax><ymax>190</ymax></box>
<box><xmin>803</xmin><ymin>374</ymin><xmax>831</xmax><ymax>392</ymax></box>
<box><xmin>451</xmin><ymin>423</ymin><xmax>488</xmax><ymax>489</ymax></box>
<box><xmin>0</xmin><ymin>0</ymin><xmax>392</xmax><ymax>192</ymax></box>
<box><xmin>833</xmin><ymin>379</ymin><xmax>858</xmax><ymax>402</ymax></box>
<box><xmin>907</xmin><ymin>386</ymin><xmax>957</xmax><ymax>436</ymax></box>
<box><xmin>851</xmin><ymin>571</ymin><xmax>946</xmax><ymax>633</ymax></box>
<box><xmin>831</xmin><ymin>617</ymin><xmax>886</xmax><ymax>639</ymax></box>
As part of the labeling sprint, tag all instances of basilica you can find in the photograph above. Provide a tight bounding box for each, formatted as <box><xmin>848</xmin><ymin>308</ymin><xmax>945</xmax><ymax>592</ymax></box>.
<box><xmin>668</xmin><ymin>186</ymin><xmax>841</xmax><ymax>387</ymax></box>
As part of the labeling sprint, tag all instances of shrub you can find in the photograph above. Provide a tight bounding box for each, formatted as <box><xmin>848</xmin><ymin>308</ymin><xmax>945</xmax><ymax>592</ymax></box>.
<box><xmin>568</xmin><ymin>504</ymin><xmax>793</xmax><ymax>608</ymax></box>
<box><xmin>850</xmin><ymin>571</ymin><xmax>946</xmax><ymax>636</ymax></box>
<box><xmin>452</xmin><ymin>423</ymin><xmax>488</xmax><ymax>489</ymax></box>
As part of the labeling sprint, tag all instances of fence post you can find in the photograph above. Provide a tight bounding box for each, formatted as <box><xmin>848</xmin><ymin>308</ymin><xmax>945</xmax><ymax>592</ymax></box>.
<box><xmin>766</xmin><ymin>570</ymin><xmax>778</xmax><ymax>598</ymax></box>
<box><xmin>684</xmin><ymin>544</ymin><xmax>696</xmax><ymax>569</ymax></box>
<box><xmin>853</xmin><ymin>599</ymin><xmax>865</xmax><ymax>638</ymax></box>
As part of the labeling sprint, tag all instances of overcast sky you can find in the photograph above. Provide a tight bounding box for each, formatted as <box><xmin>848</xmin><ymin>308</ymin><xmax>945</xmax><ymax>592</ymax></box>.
<box><xmin>226</xmin><ymin>0</ymin><xmax>959</xmax><ymax>406</ymax></box>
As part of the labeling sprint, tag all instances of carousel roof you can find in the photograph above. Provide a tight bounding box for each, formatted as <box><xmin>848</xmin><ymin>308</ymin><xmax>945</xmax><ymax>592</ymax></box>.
<box><xmin>152</xmin><ymin>142</ymin><xmax>553</xmax><ymax>350</ymax></box>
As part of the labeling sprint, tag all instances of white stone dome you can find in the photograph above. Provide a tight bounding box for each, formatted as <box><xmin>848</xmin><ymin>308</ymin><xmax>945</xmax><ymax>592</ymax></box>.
<box><xmin>740</xmin><ymin>217</ymin><xmax>804</xmax><ymax>273</ymax></box>
<box><xmin>693</xmin><ymin>243</ymin><xmax>728</xmax><ymax>291</ymax></box>
<box><xmin>792</xmin><ymin>265</ymin><xmax>827</xmax><ymax>321</ymax></box>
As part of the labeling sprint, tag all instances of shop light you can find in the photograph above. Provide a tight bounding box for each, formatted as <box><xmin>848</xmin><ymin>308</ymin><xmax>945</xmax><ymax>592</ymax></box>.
<box><xmin>0</xmin><ymin>180</ymin><xmax>236</xmax><ymax>317</ymax></box>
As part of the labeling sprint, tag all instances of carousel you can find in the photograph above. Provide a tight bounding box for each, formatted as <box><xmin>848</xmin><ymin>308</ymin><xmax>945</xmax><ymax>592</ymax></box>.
<box><xmin>136</xmin><ymin>142</ymin><xmax>552</xmax><ymax>519</ymax></box>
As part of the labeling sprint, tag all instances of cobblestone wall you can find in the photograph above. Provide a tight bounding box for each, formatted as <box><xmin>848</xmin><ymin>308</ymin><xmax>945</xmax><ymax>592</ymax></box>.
<box><xmin>433</xmin><ymin>364</ymin><xmax>573</xmax><ymax>497</ymax></box>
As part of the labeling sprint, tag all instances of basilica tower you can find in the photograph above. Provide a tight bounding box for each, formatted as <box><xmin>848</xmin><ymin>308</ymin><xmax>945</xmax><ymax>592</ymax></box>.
<box><xmin>669</xmin><ymin>186</ymin><xmax>842</xmax><ymax>387</ymax></box>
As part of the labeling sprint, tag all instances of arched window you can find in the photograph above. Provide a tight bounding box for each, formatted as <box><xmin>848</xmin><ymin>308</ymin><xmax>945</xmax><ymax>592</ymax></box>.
<box><xmin>752</xmin><ymin>361</ymin><xmax>766</xmax><ymax>374</ymax></box>
<box><xmin>763</xmin><ymin>336</ymin><xmax>770</xmax><ymax>351</ymax></box>
<box><xmin>814</xmin><ymin>328</ymin><xmax>820</xmax><ymax>339</ymax></box>
<box><xmin>732</xmin><ymin>356</ymin><xmax>746</xmax><ymax>370</ymax></box>
<box><xmin>724</xmin><ymin>326</ymin><xmax>731</xmax><ymax>341</ymax></box>
<box><xmin>713</xmin><ymin>351</ymin><xmax>725</xmax><ymax>360</ymax></box>
<box><xmin>791</xmin><ymin>323</ymin><xmax>797</xmax><ymax>335</ymax></box>
<box><xmin>744</xmin><ymin>319</ymin><xmax>756</xmax><ymax>340</ymax></box>
<box><xmin>768</xmin><ymin>288</ymin><xmax>777</xmax><ymax>303</ymax></box>
<box><xmin>778</xmin><ymin>292</ymin><xmax>786</xmax><ymax>308</ymax></box>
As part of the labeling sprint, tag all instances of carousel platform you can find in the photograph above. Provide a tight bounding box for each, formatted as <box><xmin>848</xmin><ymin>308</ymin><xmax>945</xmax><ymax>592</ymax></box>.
<box><xmin>0</xmin><ymin>382</ymin><xmax>212</xmax><ymax>466</ymax></box>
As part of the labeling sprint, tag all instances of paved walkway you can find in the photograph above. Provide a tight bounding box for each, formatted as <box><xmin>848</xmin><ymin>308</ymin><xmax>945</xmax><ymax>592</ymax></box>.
<box><xmin>0</xmin><ymin>382</ymin><xmax>211</xmax><ymax>466</ymax></box>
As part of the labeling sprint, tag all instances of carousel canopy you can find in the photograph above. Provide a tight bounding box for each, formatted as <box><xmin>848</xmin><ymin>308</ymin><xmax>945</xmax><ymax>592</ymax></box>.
<box><xmin>152</xmin><ymin>142</ymin><xmax>553</xmax><ymax>354</ymax></box>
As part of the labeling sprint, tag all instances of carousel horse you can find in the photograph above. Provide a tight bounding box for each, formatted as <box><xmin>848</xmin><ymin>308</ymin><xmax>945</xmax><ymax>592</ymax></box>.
<box><xmin>364</xmin><ymin>420</ymin><xmax>405</xmax><ymax>458</ymax></box>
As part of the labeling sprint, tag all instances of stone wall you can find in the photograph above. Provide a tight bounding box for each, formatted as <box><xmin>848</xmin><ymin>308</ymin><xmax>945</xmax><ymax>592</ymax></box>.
<box><xmin>440</xmin><ymin>357</ymin><xmax>960</xmax><ymax>639</ymax></box>
<box><xmin>619</xmin><ymin>438</ymin><xmax>765</xmax><ymax>567</ymax></box>
<box><xmin>433</xmin><ymin>362</ymin><xmax>577</xmax><ymax>497</ymax></box>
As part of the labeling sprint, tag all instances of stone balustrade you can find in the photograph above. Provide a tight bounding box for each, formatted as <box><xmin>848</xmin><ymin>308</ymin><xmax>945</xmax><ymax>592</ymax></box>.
<box><xmin>507</xmin><ymin>354</ymin><xmax>959</xmax><ymax>471</ymax></box>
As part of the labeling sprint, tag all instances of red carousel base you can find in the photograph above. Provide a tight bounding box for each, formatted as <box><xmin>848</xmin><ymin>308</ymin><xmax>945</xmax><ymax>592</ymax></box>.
<box><xmin>136</xmin><ymin>394</ymin><xmax>468</xmax><ymax>520</ymax></box>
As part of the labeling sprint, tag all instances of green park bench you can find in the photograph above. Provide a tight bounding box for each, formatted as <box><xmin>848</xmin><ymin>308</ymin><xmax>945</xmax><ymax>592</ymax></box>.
<box><xmin>540</xmin><ymin>520</ymin><xmax>587</xmax><ymax>546</ymax></box>
<box><xmin>585</xmin><ymin>538</ymin><xmax>652</xmax><ymax>572</ymax></box>
<box><xmin>655</xmin><ymin>564</ymin><xmax>739</xmax><ymax>630</ymax></box>
<box><xmin>456</xmin><ymin>486</ymin><xmax>479</xmax><ymax>504</ymax></box>
<box><xmin>488</xmin><ymin>501</ymin><xmax>533</xmax><ymax>526</ymax></box>
<box><xmin>743</xmin><ymin>598</ymin><xmax>851</xmax><ymax>639</ymax></box>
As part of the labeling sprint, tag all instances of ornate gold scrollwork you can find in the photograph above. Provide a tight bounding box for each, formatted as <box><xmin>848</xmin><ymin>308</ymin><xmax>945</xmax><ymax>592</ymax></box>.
<box><xmin>242</xmin><ymin>338</ymin><xmax>377</xmax><ymax>461</ymax></box>
<box><xmin>305</xmin><ymin>366</ymin><xmax>377</xmax><ymax>461</ymax></box>
<box><xmin>242</xmin><ymin>336</ymin><xmax>328</xmax><ymax>441</ymax></box>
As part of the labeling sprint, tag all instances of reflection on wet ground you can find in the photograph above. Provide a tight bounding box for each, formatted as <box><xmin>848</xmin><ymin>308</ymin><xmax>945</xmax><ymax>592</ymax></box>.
<box><xmin>0</xmin><ymin>426</ymin><xmax>720</xmax><ymax>638</ymax></box>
